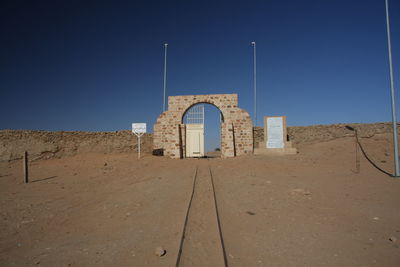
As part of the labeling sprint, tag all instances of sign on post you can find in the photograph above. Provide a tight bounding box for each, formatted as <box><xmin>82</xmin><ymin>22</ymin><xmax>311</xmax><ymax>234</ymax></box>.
<box><xmin>132</xmin><ymin>123</ymin><xmax>146</xmax><ymax>159</ymax></box>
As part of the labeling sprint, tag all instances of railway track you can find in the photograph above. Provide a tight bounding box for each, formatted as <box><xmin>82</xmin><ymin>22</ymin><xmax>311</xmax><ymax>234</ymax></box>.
<box><xmin>175</xmin><ymin>163</ymin><xmax>228</xmax><ymax>267</ymax></box>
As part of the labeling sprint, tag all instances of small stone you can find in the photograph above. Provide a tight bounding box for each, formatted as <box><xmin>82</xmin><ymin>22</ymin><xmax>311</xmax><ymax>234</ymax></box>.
<box><xmin>373</xmin><ymin>217</ymin><xmax>380</xmax><ymax>221</ymax></box>
<box><xmin>389</xmin><ymin>236</ymin><xmax>397</xmax><ymax>242</ymax></box>
<box><xmin>155</xmin><ymin>247</ymin><xmax>166</xmax><ymax>257</ymax></box>
<box><xmin>291</xmin><ymin>188</ymin><xmax>311</xmax><ymax>196</ymax></box>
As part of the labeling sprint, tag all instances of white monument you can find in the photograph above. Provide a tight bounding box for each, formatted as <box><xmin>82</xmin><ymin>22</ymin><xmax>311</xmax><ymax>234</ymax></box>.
<box><xmin>254</xmin><ymin>116</ymin><xmax>297</xmax><ymax>155</ymax></box>
<box><xmin>266</xmin><ymin>117</ymin><xmax>285</xmax><ymax>148</ymax></box>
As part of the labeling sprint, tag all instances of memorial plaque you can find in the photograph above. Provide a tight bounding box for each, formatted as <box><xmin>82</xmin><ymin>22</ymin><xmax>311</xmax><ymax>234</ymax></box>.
<box><xmin>255</xmin><ymin>115</ymin><xmax>297</xmax><ymax>155</ymax></box>
<box><xmin>266</xmin><ymin>117</ymin><xmax>284</xmax><ymax>148</ymax></box>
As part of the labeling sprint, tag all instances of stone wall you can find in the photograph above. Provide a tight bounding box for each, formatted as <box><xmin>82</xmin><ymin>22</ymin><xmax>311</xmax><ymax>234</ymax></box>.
<box><xmin>153</xmin><ymin>94</ymin><xmax>253</xmax><ymax>158</ymax></box>
<box><xmin>253</xmin><ymin>122</ymin><xmax>397</xmax><ymax>147</ymax></box>
<box><xmin>2</xmin><ymin>122</ymin><xmax>397</xmax><ymax>162</ymax></box>
<box><xmin>0</xmin><ymin>130</ymin><xmax>152</xmax><ymax>162</ymax></box>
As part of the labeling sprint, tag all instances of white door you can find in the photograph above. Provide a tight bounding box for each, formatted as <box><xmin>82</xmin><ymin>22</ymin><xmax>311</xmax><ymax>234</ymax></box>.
<box><xmin>186</xmin><ymin>124</ymin><xmax>204</xmax><ymax>157</ymax></box>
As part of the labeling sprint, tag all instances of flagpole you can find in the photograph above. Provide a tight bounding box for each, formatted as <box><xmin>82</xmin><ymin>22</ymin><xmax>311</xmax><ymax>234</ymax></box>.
<box><xmin>163</xmin><ymin>43</ymin><xmax>168</xmax><ymax>112</ymax></box>
<box><xmin>251</xmin><ymin>41</ymin><xmax>257</xmax><ymax>126</ymax></box>
<box><xmin>385</xmin><ymin>0</ymin><xmax>400</xmax><ymax>177</ymax></box>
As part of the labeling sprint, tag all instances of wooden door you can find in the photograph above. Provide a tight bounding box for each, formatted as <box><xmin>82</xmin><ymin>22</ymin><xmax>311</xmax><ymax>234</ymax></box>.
<box><xmin>186</xmin><ymin>124</ymin><xmax>204</xmax><ymax>157</ymax></box>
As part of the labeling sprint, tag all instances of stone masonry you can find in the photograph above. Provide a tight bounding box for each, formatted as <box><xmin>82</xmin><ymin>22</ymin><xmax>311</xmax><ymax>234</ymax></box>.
<box><xmin>153</xmin><ymin>94</ymin><xmax>253</xmax><ymax>158</ymax></box>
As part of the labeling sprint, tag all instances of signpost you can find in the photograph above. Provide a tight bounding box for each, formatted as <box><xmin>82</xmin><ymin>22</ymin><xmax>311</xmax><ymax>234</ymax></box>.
<box><xmin>132</xmin><ymin>123</ymin><xmax>146</xmax><ymax>159</ymax></box>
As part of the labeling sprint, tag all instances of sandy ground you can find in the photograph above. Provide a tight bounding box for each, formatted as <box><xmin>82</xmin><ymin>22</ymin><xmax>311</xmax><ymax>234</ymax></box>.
<box><xmin>178</xmin><ymin>164</ymin><xmax>226</xmax><ymax>267</ymax></box>
<box><xmin>1</xmin><ymin>133</ymin><xmax>400</xmax><ymax>266</ymax></box>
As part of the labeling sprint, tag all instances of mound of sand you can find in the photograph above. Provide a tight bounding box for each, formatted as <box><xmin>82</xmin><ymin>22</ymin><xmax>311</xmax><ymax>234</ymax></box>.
<box><xmin>0</xmin><ymin>130</ymin><xmax>152</xmax><ymax>162</ymax></box>
<box><xmin>253</xmin><ymin>122</ymin><xmax>397</xmax><ymax>147</ymax></box>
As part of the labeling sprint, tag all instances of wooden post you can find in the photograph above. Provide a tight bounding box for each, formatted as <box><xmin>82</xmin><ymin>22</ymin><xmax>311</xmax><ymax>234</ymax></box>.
<box><xmin>355</xmin><ymin>130</ymin><xmax>360</xmax><ymax>173</ymax></box>
<box><xmin>23</xmin><ymin>151</ymin><xmax>28</xmax><ymax>183</ymax></box>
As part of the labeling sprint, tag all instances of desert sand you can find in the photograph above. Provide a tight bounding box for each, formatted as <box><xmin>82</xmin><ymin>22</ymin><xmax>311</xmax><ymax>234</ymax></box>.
<box><xmin>1</xmin><ymin>133</ymin><xmax>400</xmax><ymax>266</ymax></box>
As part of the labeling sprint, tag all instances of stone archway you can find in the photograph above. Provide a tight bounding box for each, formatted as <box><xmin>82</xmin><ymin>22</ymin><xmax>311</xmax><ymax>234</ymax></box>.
<box><xmin>153</xmin><ymin>94</ymin><xmax>253</xmax><ymax>158</ymax></box>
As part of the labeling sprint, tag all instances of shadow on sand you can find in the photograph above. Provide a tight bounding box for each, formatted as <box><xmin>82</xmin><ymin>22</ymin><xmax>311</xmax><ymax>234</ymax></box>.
<box><xmin>31</xmin><ymin>176</ymin><xmax>58</xmax><ymax>183</ymax></box>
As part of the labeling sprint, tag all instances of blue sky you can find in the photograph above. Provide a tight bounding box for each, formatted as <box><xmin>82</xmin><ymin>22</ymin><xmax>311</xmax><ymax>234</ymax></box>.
<box><xmin>1</xmin><ymin>0</ymin><xmax>400</xmax><ymax>149</ymax></box>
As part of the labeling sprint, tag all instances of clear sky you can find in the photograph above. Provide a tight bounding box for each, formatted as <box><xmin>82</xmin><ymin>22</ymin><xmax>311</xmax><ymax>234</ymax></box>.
<box><xmin>1</xmin><ymin>0</ymin><xmax>400</xmax><ymax>145</ymax></box>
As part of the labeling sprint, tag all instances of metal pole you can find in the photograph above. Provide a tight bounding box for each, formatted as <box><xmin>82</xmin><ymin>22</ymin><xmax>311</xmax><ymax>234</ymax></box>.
<box><xmin>385</xmin><ymin>0</ymin><xmax>400</xmax><ymax>177</ymax></box>
<box><xmin>163</xmin><ymin>43</ymin><xmax>168</xmax><ymax>112</ymax></box>
<box><xmin>251</xmin><ymin>41</ymin><xmax>257</xmax><ymax>126</ymax></box>
<box><xmin>138</xmin><ymin>135</ymin><xmax>141</xmax><ymax>159</ymax></box>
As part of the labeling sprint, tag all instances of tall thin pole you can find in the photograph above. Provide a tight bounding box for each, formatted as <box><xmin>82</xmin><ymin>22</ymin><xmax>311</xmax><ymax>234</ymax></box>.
<box><xmin>163</xmin><ymin>43</ymin><xmax>168</xmax><ymax>112</ymax></box>
<box><xmin>138</xmin><ymin>135</ymin><xmax>141</xmax><ymax>159</ymax></box>
<box><xmin>385</xmin><ymin>0</ymin><xmax>400</xmax><ymax>177</ymax></box>
<box><xmin>251</xmin><ymin>41</ymin><xmax>257</xmax><ymax>126</ymax></box>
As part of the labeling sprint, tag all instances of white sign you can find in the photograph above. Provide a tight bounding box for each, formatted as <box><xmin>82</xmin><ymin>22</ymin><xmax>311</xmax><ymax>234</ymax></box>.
<box><xmin>132</xmin><ymin>123</ymin><xmax>146</xmax><ymax>134</ymax></box>
<box><xmin>132</xmin><ymin>123</ymin><xmax>146</xmax><ymax>160</ymax></box>
<box><xmin>266</xmin><ymin>117</ymin><xmax>284</xmax><ymax>148</ymax></box>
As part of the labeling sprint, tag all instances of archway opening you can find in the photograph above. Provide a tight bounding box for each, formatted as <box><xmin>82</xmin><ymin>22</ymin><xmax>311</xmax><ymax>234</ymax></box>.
<box><xmin>182</xmin><ymin>103</ymin><xmax>223</xmax><ymax>158</ymax></box>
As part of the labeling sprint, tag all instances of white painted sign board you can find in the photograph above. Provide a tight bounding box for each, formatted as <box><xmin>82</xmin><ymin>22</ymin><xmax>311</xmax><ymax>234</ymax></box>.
<box><xmin>132</xmin><ymin>123</ymin><xmax>146</xmax><ymax>159</ymax></box>
<box><xmin>266</xmin><ymin>117</ymin><xmax>284</xmax><ymax>148</ymax></box>
<box><xmin>132</xmin><ymin>123</ymin><xmax>146</xmax><ymax>134</ymax></box>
